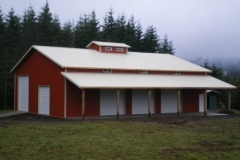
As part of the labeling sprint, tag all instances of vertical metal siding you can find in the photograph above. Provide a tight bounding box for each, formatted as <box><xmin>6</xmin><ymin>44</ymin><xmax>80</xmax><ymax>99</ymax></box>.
<box><xmin>38</xmin><ymin>86</ymin><xmax>50</xmax><ymax>115</ymax></box>
<box><xmin>18</xmin><ymin>76</ymin><xmax>29</xmax><ymax>112</ymax></box>
<box><xmin>161</xmin><ymin>90</ymin><xmax>177</xmax><ymax>113</ymax></box>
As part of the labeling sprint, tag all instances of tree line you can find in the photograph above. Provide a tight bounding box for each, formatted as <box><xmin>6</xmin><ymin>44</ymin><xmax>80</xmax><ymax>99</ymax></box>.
<box><xmin>0</xmin><ymin>2</ymin><xmax>175</xmax><ymax>109</ymax></box>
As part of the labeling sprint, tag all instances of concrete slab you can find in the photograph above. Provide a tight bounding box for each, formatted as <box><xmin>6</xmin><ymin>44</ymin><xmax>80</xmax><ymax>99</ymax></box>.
<box><xmin>0</xmin><ymin>111</ymin><xmax>27</xmax><ymax>118</ymax></box>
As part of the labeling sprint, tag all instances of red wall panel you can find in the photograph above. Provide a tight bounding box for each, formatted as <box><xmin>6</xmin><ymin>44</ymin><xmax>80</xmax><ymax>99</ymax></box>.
<box><xmin>85</xmin><ymin>89</ymin><xmax>100</xmax><ymax>116</ymax></box>
<box><xmin>15</xmin><ymin>50</ymin><xmax>65</xmax><ymax>117</ymax></box>
<box><xmin>66</xmin><ymin>80</ymin><xmax>82</xmax><ymax>117</ymax></box>
<box><xmin>89</xmin><ymin>43</ymin><xmax>100</xmax><ymax>52</ymax></box>
<box><xmin>126</xmin><ymin>89</ymin><xmax>132</xmax><ymax>115</ymax></box>
<box><xmin>182</xmin><ymin>89</ymin><xmax>204</xmax><ymax>113</ymax></box>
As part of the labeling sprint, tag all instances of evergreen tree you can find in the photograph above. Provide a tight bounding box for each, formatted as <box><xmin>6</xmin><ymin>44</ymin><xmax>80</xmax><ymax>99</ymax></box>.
<box><xmin>51</xmin><ymin>15</ymin><xmax>61</xmax><ymax>45</ymax></box>
<box><xmin>101</xmin><ymin>8</ymin><xmax>116</xmax><ymax>41</ymax></box>
<box><xmin>2</xmin><ymin>8</ymin><xmax>21</xmax><ymax>109</ymax></box>
<box><xmin>0</xmin><ymin>6</ymin><xmax>6</xmax><ymax>109</ymax></box>
<box><xmin>141</xmin><ymin>25</ymin><xmax>159</xmax><ymax>52</ymax></box>
<box><xmin>114</xmin><ymin>13</ymin><xmax>127</xmax><ymax>42</ymax></box>
<box><xmin>20</xmin><ymin>5</ymin><xmax>37</xmax><ymax>52</ymax></box>
<box><xmin>60</xmin><ymin>21</ymin><xmax>75</xmax><ymax>47</ymax></box>
<box><xmin>74</xmin><ymin>11</ymin><xmax>100</xmax><ymax>48</ymax></box>
<box><xmin>37</xmin><ymin>2</ymin><xmax>54</xmax><ymax>46</ymax></box>
<box><xmin>159</xmin><ymin>35</ymin><xmax>175</xmax><ymax>55</ymax></box>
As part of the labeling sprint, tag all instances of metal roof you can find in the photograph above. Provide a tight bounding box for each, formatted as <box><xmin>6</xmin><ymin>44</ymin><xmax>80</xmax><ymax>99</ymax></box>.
<box><xmin>61</xmin><ymin>72</ymin><xmax>236</xmax><ymax>89</ymax></box>
<box><xmin>18</xmin><ymin>45</ymin><xmax>210</xmax><ymax>73</ymax></box>
<box><xmin>86</xmin><ymin>41</ymin><xmax>131</xmax><ymax>48</ymax></box>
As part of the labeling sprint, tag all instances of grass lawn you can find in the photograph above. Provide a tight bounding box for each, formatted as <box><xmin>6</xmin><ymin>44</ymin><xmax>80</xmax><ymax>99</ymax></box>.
<box><xmin>0</xmin><ymin>115</ymin><xmax>240</xmax><ymax>160</ymax></box>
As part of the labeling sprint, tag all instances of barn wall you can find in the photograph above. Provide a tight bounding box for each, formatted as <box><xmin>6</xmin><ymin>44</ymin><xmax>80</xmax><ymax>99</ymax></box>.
<box><xmin>89</xmin><ymin>43</ymin><xmax>100</xmax><ymax>52</ymax></box>
<box><xmin>15</xmin><ymin>50</ymin><xmax>65</xmax><ymax>117</ymax></box>
<box><xmin>66</xmin><ymin>80</ymin><xmax>82</xmax><ymax>117</ymax></box>
<box><xmin>182</xmin><ymin>89</ymin><xmax>204</xmax><ymax>113</ymax></box>
<box><xmin>125</xmin><ymin>89</ymin><xmax>132</xmax><ymax>115</ymax></box>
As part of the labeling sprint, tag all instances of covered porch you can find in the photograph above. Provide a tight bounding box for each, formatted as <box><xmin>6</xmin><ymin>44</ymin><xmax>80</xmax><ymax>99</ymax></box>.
<box><xmin>61</xmin><ymin>72</ymin><xmax>236</xmax><ymax>120</ymax></box>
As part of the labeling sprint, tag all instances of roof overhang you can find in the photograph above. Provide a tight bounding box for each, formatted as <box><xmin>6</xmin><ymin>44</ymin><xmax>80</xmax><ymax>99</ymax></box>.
<box><xmin>61</xmin><ymin>72</ymin><xmax>237</xmax><ymax>89</ymax></box>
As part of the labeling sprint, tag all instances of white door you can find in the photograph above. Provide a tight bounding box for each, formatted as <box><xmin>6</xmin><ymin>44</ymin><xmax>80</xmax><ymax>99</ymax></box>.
<box><xmin>132</xmin><ymin>90</ymin><xmax>155</xmax><ymax>114</ymax></box>
<box><xmin>199</xmin><ymin>94</ymin><xmax>204</xmax><ymax>112</ymax></box>
<box><xmin>38</xmin><ymin>86</ymin><xmax>50</xmax><ymax>115</ymax></box>
<box><xmin>100</xmin><ymin>90</ymin><xmax>125</xmax><ymax>116</ymax></box>
<box><xmin>18</xmin><ymin>76</ymin><xmax>29</xmax><ymax>112</ymax></box>
<box><xmin>161</xmin><ymin>90</ymin><xmax>177</xmax><ymax>113</ymax></box>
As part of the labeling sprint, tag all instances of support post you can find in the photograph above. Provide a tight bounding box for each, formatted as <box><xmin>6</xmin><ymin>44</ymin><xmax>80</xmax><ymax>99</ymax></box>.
<box><xmin>177</xmin><ymin>89</ymin><xmax>181</xmax><ymax>117</ymax></box>
<box><xmin>82</xmin><ymin>89</ymin><xmax>85</xmax><ymax>120</ymax></box>
<box><xmin>148</xmin><ymin>89</ymin><xmax>151</xmax><ymax>118</ymax></box>
<box><xmin>204</xmin><ymin>89</ymin><xmax>207</xmax><ymax>117</ymax></box>
<box><xmin>116</xmin><ymin>89</ymin><xmax>120</xmax><ymax>119</ymax></box>
<box><xmin>228</xmin><ymin>90</ymin><xmax>231</xmax><ymax>110</ymax></box>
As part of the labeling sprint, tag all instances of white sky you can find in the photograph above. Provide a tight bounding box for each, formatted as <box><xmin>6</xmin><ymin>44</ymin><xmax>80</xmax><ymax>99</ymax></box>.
<box><xmin>1</xmin><ymin>0</ymin><xmax>240</xmax><ymax>60</ymax></box>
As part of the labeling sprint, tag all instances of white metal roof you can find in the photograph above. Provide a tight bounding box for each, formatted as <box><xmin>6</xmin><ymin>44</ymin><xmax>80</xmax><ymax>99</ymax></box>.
<box><xmin>86</xmin><ymin>41</ymin><xmax>131</xmax><ymax>48</ymax></box>
<box><xmin>17</xmin><ymin>45</ymin><xmax>210</xmax><ymax>73</ymax></box>
<box><xmin>61</xmin><ymin>72</ymin><xmax>236</xmax><ymax>89</ymax></box>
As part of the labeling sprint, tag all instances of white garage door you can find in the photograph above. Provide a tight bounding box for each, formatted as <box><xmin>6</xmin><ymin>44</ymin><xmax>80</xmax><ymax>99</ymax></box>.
<box><xmin>18</xmin><ymin>76</ymin><xmax>29</xmax><ymax>112</ymax></box>
<box><xmin>161</xmin><ymin>90</ymin><xmax>177</xmax><ymax>113</ymax></box>
<box><xmin>199</xmin><ymin>94</ymin><xmax>204</xmax><ymax>112</ymax></box>
<box><xmin>38</xmin><ymin>86</ymin><xmax>50</xmax><ymax>115</ymax></box>
<box><xmin>100</xmin><ymin>90</ymin><xmax>125</xmax><ymax>116</ymax></box>
<box><xmin>132</xmin><ymin>90</ymin><xmax>155</xmax><ymax>114</ymax></box>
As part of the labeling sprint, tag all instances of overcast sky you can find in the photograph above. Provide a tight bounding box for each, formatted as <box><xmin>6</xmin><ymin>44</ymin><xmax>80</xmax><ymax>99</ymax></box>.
<box><xmin>1</xmin><ymin>0</ymin><xmax>240</xmax><ymax>60</ymax></box>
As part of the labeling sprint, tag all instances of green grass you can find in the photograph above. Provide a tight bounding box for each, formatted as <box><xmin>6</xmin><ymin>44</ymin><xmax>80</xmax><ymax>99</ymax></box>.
<box><xmin>0</xmin><ymin>110</ymin><xmax>13</xmax><ymax>114</ymax></box>
<box><xmin>0</xmin><ymin>116</ymin><xmax>240</xmax><ymax>160</ymax></box>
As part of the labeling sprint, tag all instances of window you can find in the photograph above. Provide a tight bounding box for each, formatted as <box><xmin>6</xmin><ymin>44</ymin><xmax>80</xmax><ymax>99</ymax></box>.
<box><xmin>140</xmin><ymin>70</ymin><xmax>148</xmax><ymax>74</ymax></box>
<box><xmin>173</xmin><ymin>71</ymin><xmax>180</xmax><ymax>75</ymax></box>
<box><xmin>116</xmin><ymin>48</ymin><xmax>124</xmax><ymax>52</ymax></box>
<box><xmin>103</xmin><ymin>69</ymin><xmax>112</xmax><ymax>73</ymax></box>
<box><xmin>105</xmin><ymin>47</ymin><xmax>112</xmax><ymax>51</ymax></box>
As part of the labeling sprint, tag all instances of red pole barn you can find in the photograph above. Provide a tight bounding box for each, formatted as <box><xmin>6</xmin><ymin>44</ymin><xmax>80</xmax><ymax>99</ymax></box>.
<box><xmin>11</xmin><ymin>41</ymin><xmax>236</xmax><ymax>119</ymax></box>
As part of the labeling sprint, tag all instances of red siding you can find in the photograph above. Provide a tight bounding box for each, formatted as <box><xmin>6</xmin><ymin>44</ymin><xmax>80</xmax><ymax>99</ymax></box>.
<box><xmin>155</xmin><ymin>89</ymin><xmax>161</xmax><ymax>114</ymax></box>
<box><xmin>89</xmin><ymin>43</ymin><xmax>100</xmax><ymax>52</ymax></box>
<box><xmin>125</xmin><ymin>89</ymin><xmax>132</xmax><ymax>115</ymax></box>
<box><xmin>182</xmin><ymin>89</ymin><xmax>204</xmax><ymax>113</ymax></box>
<box><xmin>85</xmin><ymin>89</ymin><xmax>100</xmax><ymax>116</ymax></box>
<box><xmin>66</xmin><ymin>80</ymin><xmax>82</xmax><ymax>117</ymax></box>
<box><xmin>15</xmin><ymin>50</ymin><xmax>65</xmax><ymax>117</ymax></box>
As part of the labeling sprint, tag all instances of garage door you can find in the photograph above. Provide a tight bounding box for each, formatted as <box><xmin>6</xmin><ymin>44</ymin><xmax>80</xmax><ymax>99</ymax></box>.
<box><xmin>38</xmin><ymin>86</ymin><xmax>50</xmax><ymax>115</ymax></box>
<box><xmin>100</xmin><ymin>89</ymin><xmax>125</xmax><ymax>116</ymax></box>
<box><xmin>161</xmin><ymin>90</ymin><xmax>177</xmax><ymax>113</ymax></box>
<box><xmin>132</xmin><ymin>90</ymin><xmax>155</xmax><ymax>114</ymax></box>
<box><xmin>199</xmin><ymin>94</ymin><xmax>204</xmax><ymax>112</ymax></box>
<box><xmin>18</xmin><ymin>76</ymin><xmax>29</xmax><ymax>112</ymax></box>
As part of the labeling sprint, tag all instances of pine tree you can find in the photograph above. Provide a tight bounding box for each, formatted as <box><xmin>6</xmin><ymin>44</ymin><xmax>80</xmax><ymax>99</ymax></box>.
<box><xmin>51</xmin><ymin>15</ymin><xmax>61</xmax><ymax>46</ymax></box>
<box><xmin>60</xmin><ymin>21</ymin><xmax>75</xmax><ymax>47</ymax></box>
<box><xmin>159</xmin><ymin>35</ymin><xmax>175</xmax><ymax>55</ymax></box>
<box><xmin>101</xmin><ymin>8</ymin><xmax>116</xmax><ymax>41</ymax></box>
<box><xmin>114</xmin><ymin>13</ymin><xmax>127</xmax><ymax>42</ymax></box>
<box><xmin>74</xmin><ymin>11</ymin><xmax>100</xmax><ymax>48</ymax></box>
<box><xmin>0</xmin><ymin>6</ymin><xmax>6</xmax><ymax>109</ymax></box>
<box><xmin>141</xmin><ymin>25</ymin><xmax>159</xmax><ymax>52</ymax></box>
<box><xmin>3</xmin><ymin>8</ymin><xmax>21</xmax><ymax>109</ymax></box>
<box><xmin>20</xmin><ymin>5</ymin><xmax>37</xmax><ymax>53</ymax></box>
<box><xmin>37</xmin><ymin>2</ymin><xmax>54</xmax><ymax>46</ymax></box>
